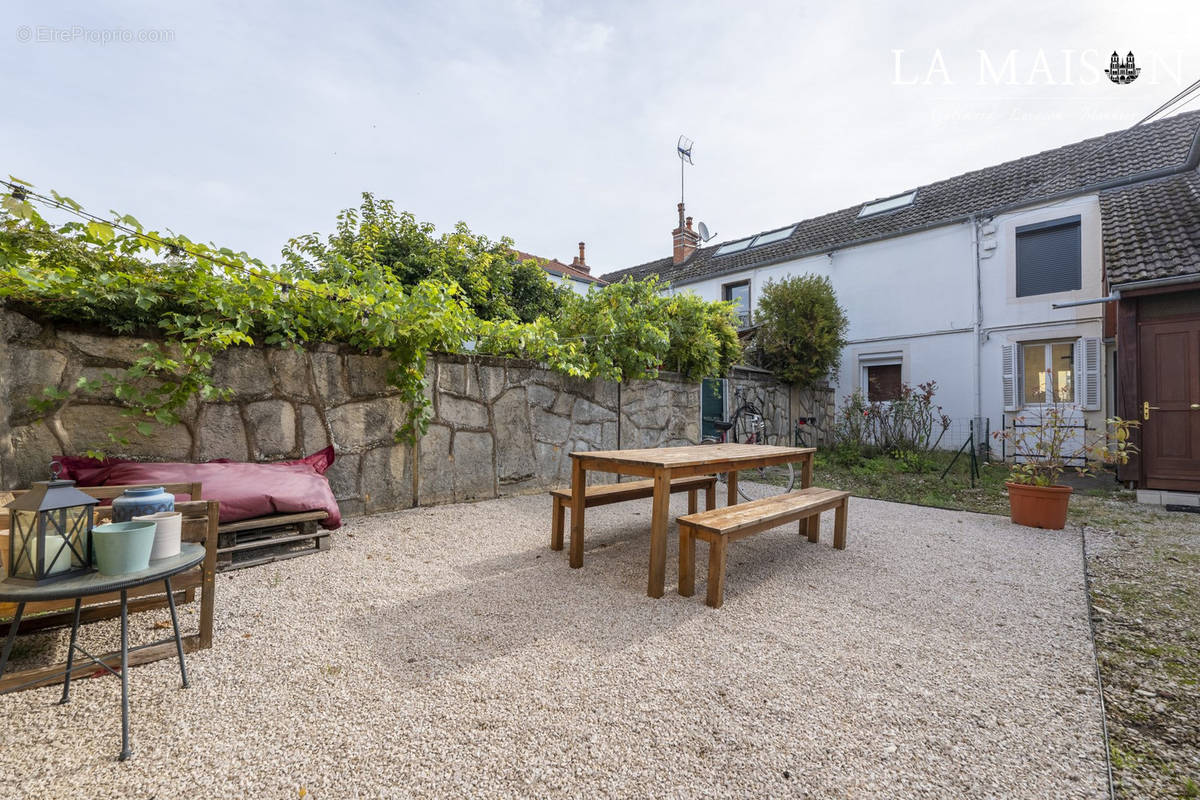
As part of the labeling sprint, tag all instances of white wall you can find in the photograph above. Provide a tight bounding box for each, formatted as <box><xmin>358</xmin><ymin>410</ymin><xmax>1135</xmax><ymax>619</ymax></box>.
<box><xmin>666</xmin><ymin>193</ymin><xmax>1110</xmax><ymax>449</ymax></box>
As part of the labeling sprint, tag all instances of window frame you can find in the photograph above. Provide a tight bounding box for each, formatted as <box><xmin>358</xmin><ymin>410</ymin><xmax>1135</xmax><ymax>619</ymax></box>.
<box><xmin>722</xmin><ymin>280</ymin><xmax>752</xmax><ymax>329</ymax></box>
<box><xmin>1019</xmin><ymin>340</ymin><xmax>1077</xmax><ymax>407</ymax></box>
<box><xmin>858</xmin><ymin>351</ymin><xmax>904</xmax><ymax>403</ymax></box>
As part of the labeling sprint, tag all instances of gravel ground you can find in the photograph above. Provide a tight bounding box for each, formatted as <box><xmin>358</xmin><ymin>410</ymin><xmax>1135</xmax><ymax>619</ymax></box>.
<box><xmin>0</xmin><ymin>493</ymin><xmax>1108</xmax><ymax>799</ymax></box>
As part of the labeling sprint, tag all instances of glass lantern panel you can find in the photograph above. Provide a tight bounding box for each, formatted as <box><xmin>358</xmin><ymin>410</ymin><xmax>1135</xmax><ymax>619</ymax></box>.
<box><xmin>65</xmin><ymin>506</ymin><xmax>90</xmax><ymax>568</ymax></box>
<box><xmin>10</xmin><ymin>509</ymin><xmax>39</xmax><ymax>580</ymax></box>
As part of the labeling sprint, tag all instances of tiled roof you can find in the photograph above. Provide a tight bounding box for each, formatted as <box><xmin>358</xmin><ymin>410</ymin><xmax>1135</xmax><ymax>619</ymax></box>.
<box><xmin>514</xmin><ymin>250</ymin><xmax>606</xmax><ymax>285</ymax></box>
<box><xmin>603</xmin><ymin>110</ymin><xmax>1200</xmax><ymax>286</ymax></box>
<box><xmin>1100</xmin><ymin>168</ymin><xmax>1200</xmax><ymax>286</ymax></box>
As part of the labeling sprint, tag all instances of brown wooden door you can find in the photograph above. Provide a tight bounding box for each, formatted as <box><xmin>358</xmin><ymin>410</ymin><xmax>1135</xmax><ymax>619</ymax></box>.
<box><xmin>1139</xmin><ymin>315</ymin><xmax>1200</xmax><ymax>490</ymax></box>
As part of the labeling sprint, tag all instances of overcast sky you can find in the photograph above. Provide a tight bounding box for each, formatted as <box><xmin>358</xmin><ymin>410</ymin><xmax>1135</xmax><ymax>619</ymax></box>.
<box><xmin>4</xmin><ymin>1</ymin><xmax>1198</xmax><ymax>275</ymax></box>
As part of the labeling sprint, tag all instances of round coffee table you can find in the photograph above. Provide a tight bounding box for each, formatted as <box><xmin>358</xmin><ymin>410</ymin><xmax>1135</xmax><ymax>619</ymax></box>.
<box><xmin>0</xmin><ymin>543</ymin><xmax>205</xmax><ymax>761</ymax></box>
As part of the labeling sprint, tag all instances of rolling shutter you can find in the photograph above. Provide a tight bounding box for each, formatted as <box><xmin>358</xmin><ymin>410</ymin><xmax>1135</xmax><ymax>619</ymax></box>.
<box><xmin>1002</xmin><ymin>343</ymin><xmax>1020</xmax><ymax>412</ymax></box>
<box><xmin>1015</xmin><ymin>216</ymin><xmax>1082</xmax><ymax>297</ymax></box>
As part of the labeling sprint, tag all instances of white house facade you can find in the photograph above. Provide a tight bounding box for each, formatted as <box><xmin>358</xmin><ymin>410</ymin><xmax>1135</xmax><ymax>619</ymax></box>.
<box><xmin>603</xmin><ymin>111</ymin><xmax>1200</xmax><ymax>475</ymax></box>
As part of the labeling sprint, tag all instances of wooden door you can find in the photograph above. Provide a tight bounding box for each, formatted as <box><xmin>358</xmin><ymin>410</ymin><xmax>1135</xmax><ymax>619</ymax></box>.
<box><xmin>1139</xmin><ymin>315</ymin><xmax>1200</xmax><ymax>490</ymax></box>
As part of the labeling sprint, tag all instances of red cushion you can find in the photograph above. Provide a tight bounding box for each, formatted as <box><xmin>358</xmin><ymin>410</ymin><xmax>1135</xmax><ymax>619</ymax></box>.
<box><xmin>54</xmin><ymin>447</ymin><xmax>341</xmax><ymax>529</ymax></box>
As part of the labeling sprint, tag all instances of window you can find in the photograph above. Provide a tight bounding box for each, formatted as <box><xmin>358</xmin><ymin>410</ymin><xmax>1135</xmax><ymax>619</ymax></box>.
<box><xmin>715</xmin><ymin>238</ymin><xmax>753</xmax><ymax>256</ymax></box>
<box><xmin>858</xmin><ymin>190</ymin><xmax>917</xmax><ymax>218</ymax></box>
<box><xmin>1022</xmin><ymin>342</ymin><xmax>1075</xmax><ymax>404</ymax></box>
<box><xmin>714</xmin><ymin>226</ymin><xmax>796</xmax><ymax>257</ymax></box>
<box><xmin>865</xmin><ymin>363</ymin><xmax>902</xmax><ymax>401</ymax></box>
<box><xmin>723</xmin><ymin>281</ymin><xmax>751</xmax><ymax>328</ymax></box>
<box><xmin>1015</xmin><ymin>216</ymin><xmax>1081</xmax><ymax>297</ymax></box>
<box><xmin>859</xmin><ymin>353</ymin><xmax>903</xmax><ymax>402</ymax></box>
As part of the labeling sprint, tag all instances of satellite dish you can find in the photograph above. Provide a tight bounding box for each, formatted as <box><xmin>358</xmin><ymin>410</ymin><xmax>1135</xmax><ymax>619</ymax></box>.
<box><xmin>698</xmin><ymin>221</ymin><xmax>718</xmax><ymax>242</ymax></box>
<box><xmin>677</xmin><ymin>135</ymin><xmax>694</xmax><ymax>165</ymax></box>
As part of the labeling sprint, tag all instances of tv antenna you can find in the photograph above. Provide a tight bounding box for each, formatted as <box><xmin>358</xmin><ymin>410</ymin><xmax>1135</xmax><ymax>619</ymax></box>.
<box><xmin>677</xmin><ymin>134</ymin><xmax>694</xmax><ymax>206</ymax></box>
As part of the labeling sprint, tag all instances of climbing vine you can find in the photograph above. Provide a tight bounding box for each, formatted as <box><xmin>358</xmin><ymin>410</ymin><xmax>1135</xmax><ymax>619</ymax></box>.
<box><xmin>0</xmin><ymin>181</ymin><xmax>741</xmax><ymax>455</ymax></box>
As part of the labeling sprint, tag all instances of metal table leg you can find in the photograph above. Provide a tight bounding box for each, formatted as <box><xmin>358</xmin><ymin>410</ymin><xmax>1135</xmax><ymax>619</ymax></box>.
<box><xmin>118</xmin><ymin>589</ymin><xmax>131</xmax><ymax>762</ymax></box>
<box><xmin>0</xmin><ymin>602</ymin><xmax>26</xmax><ymax>678</ymax></box>
<box><xmin>58</xmin><ymin>598</ymin><xmax>83</xmax><ymax>704</ymax></box>
<box><xmin>164</xmin><ymin>577</ymin><xmax>189</xmax><ymax>688</ymax></box>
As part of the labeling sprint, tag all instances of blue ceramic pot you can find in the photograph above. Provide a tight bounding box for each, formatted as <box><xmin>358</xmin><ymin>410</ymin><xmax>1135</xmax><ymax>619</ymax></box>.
<box><xmin>111</xmin><ymin>486</ymin><xmax>175</xmax><ymax>523</ymax></box>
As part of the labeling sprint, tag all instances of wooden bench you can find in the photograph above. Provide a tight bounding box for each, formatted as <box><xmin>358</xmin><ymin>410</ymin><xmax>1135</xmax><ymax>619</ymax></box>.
<box><xmin>677</xmin><ymin>486</ymin><xmax>850</xmax><ymax>608</ymax></box>
<box><xmin>550</xmin><ymin>475</ymin><xmax>718</xmax><ymax>551</ymax></box>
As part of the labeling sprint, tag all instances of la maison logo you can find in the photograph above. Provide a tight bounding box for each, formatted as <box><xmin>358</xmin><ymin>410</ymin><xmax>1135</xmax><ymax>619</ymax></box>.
<box><xmin>892</xmin><ymin>49</ymin><xmax>1176</xmax><ymax>86</ymax></box>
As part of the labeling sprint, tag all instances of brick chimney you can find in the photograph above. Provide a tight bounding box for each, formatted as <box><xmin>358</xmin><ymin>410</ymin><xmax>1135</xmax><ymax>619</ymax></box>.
<box><xmin>673</xmin><ymin>203</ymin><xmax>700</xmax><ymax>265</ymax></box>
<box><xmin>571</xmin><ymin>241</ymin><xmax>590</xmax><ymax>273</ymax></box>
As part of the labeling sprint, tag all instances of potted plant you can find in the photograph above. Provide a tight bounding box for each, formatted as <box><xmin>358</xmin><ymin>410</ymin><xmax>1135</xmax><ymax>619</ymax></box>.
<box><xmin>992</xmin><ymin>404</ymin><xmax>1137</xmax><ymax>530</ymax></box>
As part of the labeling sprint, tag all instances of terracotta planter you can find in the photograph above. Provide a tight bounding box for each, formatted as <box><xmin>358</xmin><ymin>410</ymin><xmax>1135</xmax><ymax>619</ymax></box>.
<box><xmin>1005</xmin><ymin>482</ymin><xmax>1073</xmax><ymax>530</ymax></box>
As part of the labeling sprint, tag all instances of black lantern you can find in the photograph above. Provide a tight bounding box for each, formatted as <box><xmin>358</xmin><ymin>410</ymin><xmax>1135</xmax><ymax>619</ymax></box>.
<box><xmin>5</xmin><ymin>463</ymin><xmax>99</xmax><ymax>585</ymax></box>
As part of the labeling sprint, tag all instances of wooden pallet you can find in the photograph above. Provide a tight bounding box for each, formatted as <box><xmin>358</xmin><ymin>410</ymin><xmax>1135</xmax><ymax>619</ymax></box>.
<box><xmin>216</xmin><ymin>511</ymin><xmax>330</xmax><ymax>572</ymax></box>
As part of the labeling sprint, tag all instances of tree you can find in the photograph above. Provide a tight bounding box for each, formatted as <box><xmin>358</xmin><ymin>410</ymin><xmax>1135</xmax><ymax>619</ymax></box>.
<box><xmin>283</xmin><ymin>192</ymin><xmax>562</xmax><ymax>323</ymax></box>
<box><xmin>754</xmin><ymin>274</ymin><xmax>848</xmax><ymax>387</ymax></box>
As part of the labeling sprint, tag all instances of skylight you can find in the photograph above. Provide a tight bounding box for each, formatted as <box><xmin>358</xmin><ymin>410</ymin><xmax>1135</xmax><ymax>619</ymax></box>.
<box><xmin>715</xmin><ymin>238</ymin><xmax>753</xmax><ymax>256</ymax></box>
<box><xmin>714</xmin><ymin>225</ymin><xmax>796</xmax><ymax>257</ymax></box>
<box><xmin>751</xmin><ymin>226</ymin><xmax>795</xmax><ymax>247</ymax></box>
<box><xmin>858</xmin><ymin>190</ymin><xmax>917</xmax><ymax>218</ymax></box>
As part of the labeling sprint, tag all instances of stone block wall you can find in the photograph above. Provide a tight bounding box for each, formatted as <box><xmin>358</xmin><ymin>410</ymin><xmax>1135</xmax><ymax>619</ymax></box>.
<box><xmin>0</xmin><ymin>310</ymin><xmax>820</xmax><ymax>515</ymax></box>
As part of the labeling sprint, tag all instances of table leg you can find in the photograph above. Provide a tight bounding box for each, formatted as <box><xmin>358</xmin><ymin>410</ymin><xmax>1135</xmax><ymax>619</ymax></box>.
<box><xmin>164</xmin><ymin>578</ymin><xmax>189</xmax><ymax>689</ymax></box>
<box><xmin>58</xmin><ymin>598</ymin><xmax>83</xmax><ymax>704</ymax></box>
<box><xmin>801</xmin><ymin>454</ymin><xmax>818</xmax><ymax>539</ymax></box>
<box><xmin>118</xmin><ymin>589</ymin><xmax>131</xmax><ymax>762</ymax></box>
<box><xmin>0</xmin><ymin>602</ymin><xmax>25</xmax><ymax>678</ymax></box>
<box><xmin>569</xmin><ymin>458</ymin><xmax>586</xmax><ymax>569</ymax></box>
<box><xmin>647</xmin><ymin>468</ymin><xmax>671</xmax><ymax>598</ymax></box>
<box><xmin>726</xmin><ymin>470</ymin><xmax>739</xmax><ymax>507</ymax></box>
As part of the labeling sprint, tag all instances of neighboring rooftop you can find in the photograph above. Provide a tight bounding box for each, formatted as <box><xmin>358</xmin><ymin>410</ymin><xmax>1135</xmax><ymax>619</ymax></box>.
<box><xmin>1100</xmin><ymin>167</ymin><xmax>1200</xmax><ymax>286</ymax></box>
<box><xmin>516</xmin><ymin>242</ymin><xmax>606</xmax><ymax>286</ymax></box>
<box><xmin>603</xmin><ymin>110</ymin><xmax>1200</xmax><ymax>287</ymax></box>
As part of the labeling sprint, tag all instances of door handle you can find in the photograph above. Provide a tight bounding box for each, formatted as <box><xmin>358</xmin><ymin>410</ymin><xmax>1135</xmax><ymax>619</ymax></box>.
<box><xmin>1143</xmin><ymin>401</ymin><xmax>1162</xmax><ymax>420</ymax></box>
<box><xmin>1193</xmin><ymin>403</ymin><xmax>1200</xmax><ymax>410</ymax></box>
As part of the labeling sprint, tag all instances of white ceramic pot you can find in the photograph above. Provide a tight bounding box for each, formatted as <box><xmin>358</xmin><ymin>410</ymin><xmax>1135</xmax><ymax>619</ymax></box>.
<box><xmin>132</xmin><ymin>511</ymin><xmax>183</xmax><ymax>560</ymax></box>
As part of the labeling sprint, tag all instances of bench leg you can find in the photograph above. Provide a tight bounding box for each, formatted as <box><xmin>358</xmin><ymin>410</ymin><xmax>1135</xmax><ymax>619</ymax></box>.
<box><xmin>688</xmin><ymin>488</ymin><xmax>698</xmax><ymax>515</ymax></box>
<box><xmin>706</xmin><ymin>536</ymin><xmax>728</xmax><ymax>608</ymax></box>
<box><xmin>678</xmin><ymin>525</ymin><xmax>695</xmax><ymax>597</ymax></box>
<box><xmin>806</xmin><ymin>511</ymin><xmax>821</xmax><ymax>544</ymax></box>
<box><xmin>705</xmin><ymin>481</ymin><xmax>716</xmax><ymax>511</ymax></box>
<box><xmin>834</xmin><ymin>499</ymin><xmax>848</xmax><ymax>550</ymax></box>
<box><xmin>551</xmin><ymin>496</ymin><xmax>565</xmax><ymax>551</ymax></box>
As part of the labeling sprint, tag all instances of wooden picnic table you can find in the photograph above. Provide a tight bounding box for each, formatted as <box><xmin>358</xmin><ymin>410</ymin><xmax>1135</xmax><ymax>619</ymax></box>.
<box><xmin>568</xmin><ymin>443</ymin><xmax>816</xmax><ymax>598</ymax></box>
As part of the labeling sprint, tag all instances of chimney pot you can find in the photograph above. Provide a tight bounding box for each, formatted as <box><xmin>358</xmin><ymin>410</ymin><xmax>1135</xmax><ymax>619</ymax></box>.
<box><xmin>672</xmin><ymin>204</ymin><xmax>701</xmax><ymax>265</ymax></box>
<box><xmin>578</xmin><ymin>241</ymin><xmax>586</xmax><ymax>267</ymax></box>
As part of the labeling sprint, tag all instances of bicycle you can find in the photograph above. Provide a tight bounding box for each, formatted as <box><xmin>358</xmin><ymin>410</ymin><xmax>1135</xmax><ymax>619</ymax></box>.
<box><xmin>701</xmin><ymin>385</ymin><xmax>795</xmax><ymax>500</ymax></box>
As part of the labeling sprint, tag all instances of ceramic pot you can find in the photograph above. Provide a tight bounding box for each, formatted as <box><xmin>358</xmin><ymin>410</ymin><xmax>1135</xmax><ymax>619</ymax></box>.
<box><xmin>1005</xmin><ymin>482</ymin><xmax>1072</xmax><ymax>530</ymax></box>
<box><xmin>91</xmin><ymin>521</ymin><xmax>156</xmax><ymax>575</ymax></box>
<box><xmin>111</xmin><ymin>486</ymin><xmax>174</xmax><ymax>523</ymax></box>
<box><xmin>133</xmin><ymin>511</ymin><xmax>182</xmax><ymax>560</ymax></box>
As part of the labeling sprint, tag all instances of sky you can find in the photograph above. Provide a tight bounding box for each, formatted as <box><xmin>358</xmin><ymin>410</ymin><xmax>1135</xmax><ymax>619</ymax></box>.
<box><xmin>4</xmin><ymin>1</ymin><xmax>1199</xmax><ymax>276</ymax></box>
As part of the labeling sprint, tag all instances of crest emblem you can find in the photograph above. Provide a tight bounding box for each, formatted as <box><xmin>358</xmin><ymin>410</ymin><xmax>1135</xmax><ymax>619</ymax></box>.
<box><xmin>1105</xmin><ymin>51</ymin><xmax>1140</xmax><ymax>85</ymax></box>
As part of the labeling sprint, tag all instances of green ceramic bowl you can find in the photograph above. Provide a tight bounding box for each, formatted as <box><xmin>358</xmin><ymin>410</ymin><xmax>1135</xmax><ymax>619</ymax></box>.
<box><xmin>91</xmin><ymin>521</ymin><xmax>157</xmax><ymax>576</ymax></box>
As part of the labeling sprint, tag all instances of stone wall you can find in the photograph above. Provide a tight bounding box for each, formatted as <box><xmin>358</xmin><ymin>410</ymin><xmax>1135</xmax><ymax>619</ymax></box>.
<box><xmin>0</xmin><ymin>310</ymin><xmax>825</xmax><ymax>515</ymax></box>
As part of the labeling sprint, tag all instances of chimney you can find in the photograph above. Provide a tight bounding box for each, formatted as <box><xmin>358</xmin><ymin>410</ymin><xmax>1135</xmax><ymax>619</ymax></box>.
<box><xmin>571</xmin><ymin>241</ymin><xmax>590</xmax><ymax>273</ymax></box>
<box><xmin>673</xmin><ymin>202</ymin><xmax>700</xmax><ymax>265</ymax></box>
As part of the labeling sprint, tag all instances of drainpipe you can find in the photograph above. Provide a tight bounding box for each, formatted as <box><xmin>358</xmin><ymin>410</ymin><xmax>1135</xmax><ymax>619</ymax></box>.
<box><xmin>970</xmin><ymin>215</ymin><xmax>984</xmax><ymax>429</ymax></box>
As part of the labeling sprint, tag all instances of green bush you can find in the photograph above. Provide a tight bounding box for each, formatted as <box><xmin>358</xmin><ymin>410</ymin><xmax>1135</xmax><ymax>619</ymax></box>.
<box><xmin>754</xmin><ymin>274</ymin><xmax>848</xmax><ymax>387</ymax></box>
